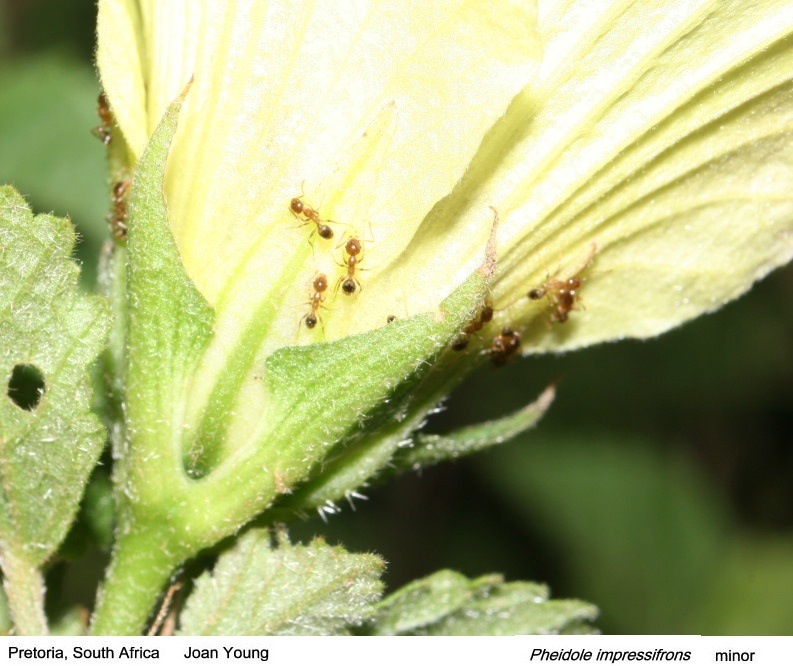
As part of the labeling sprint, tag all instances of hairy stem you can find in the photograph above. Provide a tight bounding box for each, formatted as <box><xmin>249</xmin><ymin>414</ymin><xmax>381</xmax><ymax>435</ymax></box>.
<box><xmin>0</xmin><ymin>549</ymin><xmax>48</xmax><ymax>635</ymax></box>
<box><xmin>89</xmin><ymin>524</ymin><xmax>184</xmax><ymax>636</ymax></box>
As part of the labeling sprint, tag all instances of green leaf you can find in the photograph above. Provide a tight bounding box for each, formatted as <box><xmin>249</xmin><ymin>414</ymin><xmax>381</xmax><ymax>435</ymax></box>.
<box><xmin>178</xmin><ymin>529</ymin><xmax>384</xmax><ymax>635</ymax></box>
<box><xmin>369</xmin><ymin>570</ymin><xmax>597</xmax><ymax>636</ymax></box>
<box><xmin>0</xmin><ymin>186</ymin><xmax>109</xmax><ymax>631</ymax></box>
<box><xmin>394</xmin><ymin>385</ymin><xmax>555</xmax><ymax>470</ymax></box>
<box><xmin>370</xmin><ymin>570</ymin><xmax>493</xmax><ymax>634</ymax></box>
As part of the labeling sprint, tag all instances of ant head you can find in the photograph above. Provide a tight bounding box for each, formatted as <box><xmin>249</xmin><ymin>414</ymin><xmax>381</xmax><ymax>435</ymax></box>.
<box><xmin>313</xmin><ymin>273</ymin><xmax>328</xmax><ymax>292</ymax></box>
<box><xmin>345</xmin><ymin>237</ymin><xmax>362</xmax><ymax>256</ymax></box>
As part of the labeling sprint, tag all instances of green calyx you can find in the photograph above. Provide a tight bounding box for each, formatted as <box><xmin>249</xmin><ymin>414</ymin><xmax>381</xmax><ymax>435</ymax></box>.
<box><xmin>91</xmin><ymin>92</ymin><xmax>501</xmax><ymax>634</ymax></box>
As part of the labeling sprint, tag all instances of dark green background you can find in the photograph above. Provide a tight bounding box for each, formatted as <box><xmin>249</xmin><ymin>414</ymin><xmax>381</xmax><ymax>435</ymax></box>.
<box><xmin>1</xmin><ymin>0</ymin><xmax>791</xmax><ymax>634</ymax></box>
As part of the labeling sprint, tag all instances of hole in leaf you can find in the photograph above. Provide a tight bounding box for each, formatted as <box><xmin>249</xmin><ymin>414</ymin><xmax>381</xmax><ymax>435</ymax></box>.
<box><xmin>7</xmin><ymin>364</ymin><xmax>46</xmax><ymax>411</ymax></box>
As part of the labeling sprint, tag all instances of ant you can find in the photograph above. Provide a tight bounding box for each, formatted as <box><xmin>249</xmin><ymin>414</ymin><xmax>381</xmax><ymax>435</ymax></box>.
<box><xmin>470</xmin><ymin>303</ymin><xmax>494</xmax><ymax>332</ymax></box>
<box><xmin>451</xmin><ymin>302</ymin><xmax>494</xmax><ymax>351</ymax></box>
<box><xmin>489</xmin><ymin>326</ymin><xmax>521</xmax><ymax>366</ymax></box>
<box><xmin>336</xmin><ymin>235</ymin><xmax>364</xmax><ymax>296</ymax></box>
<box><xmin>93</xmin><ymin>92</ymin><xmax>113</xmax><ymax>146</ymax></box>
<box><xmin>108</xmin><ymin>180</ymin><xmax>131</xmax><ymax>240</ymax></box>
<box><xmin>301</xmin><ymin>273</ymin><xmax>329</xmax><ymax>330</ymax></box>
<box><xmin>528</xmin><ymin>245</ymin><xmax>597</xmax><ymax>324</ymax></box>
<box><xmin>451</xmin><ymin>335</ymin><xmax>470</xmax><ymax>351</ymax></box>
<box><xmin>290</xmin><ymin>194</ymin><xmax>334</xmax><ymax>240</ymax></box>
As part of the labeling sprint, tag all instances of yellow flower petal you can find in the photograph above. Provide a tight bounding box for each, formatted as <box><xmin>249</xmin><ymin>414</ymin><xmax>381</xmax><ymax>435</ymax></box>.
<box><xmin>98</xmin><ymin>0</ymin><xmax>539</xmax><ymax>448</ymax></box>
<box><xmin>478</xmin><ymin>0</ymin><xmax>793</xmax><ymax>351</ymax></box>
<box><xmin>98</xmin><ymin>0</ymin><xmax>539</xmax><ymax>344</ymax></box>
<box><xmin>98</xmin><ymin>0</ymin><xmax>793</xmax><ymax>364</ymax></box>
<box><xmin>96</xmin><ymin>0</ymin><xmax>148</xmax><ymax>156</ymax></box>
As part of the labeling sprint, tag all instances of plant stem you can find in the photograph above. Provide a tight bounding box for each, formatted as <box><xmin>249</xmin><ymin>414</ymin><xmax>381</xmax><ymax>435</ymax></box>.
<box><xmin>89</xmin><ymin>524</ymin><xmax>184</xmax><ymax>636</ymax></box>
<box><xmin>0</xmin><ymin>549</ymin><xmax>48</xmax><ymax>635</ymax></box>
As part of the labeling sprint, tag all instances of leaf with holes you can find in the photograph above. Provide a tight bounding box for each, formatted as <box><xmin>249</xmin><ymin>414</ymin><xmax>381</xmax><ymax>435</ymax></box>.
<box><xmin>0</xmin><ymin>186</ymin><xmax>109</xmax><ymax>569</ymax></box>
<box><xmin>178</xmin><ymin>529</ymin><xmax>384</xmax><ymax>635</ymax></box>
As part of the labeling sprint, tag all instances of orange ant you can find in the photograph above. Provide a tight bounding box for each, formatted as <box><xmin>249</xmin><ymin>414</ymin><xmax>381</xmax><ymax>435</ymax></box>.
<box><xmin>528</xmin><ymin>245</ymin><xmax>597</xmax><ymax>324</ymax></box>
<box><xmin>489</xmin><ymin>326</ymin><xmax>521</xmax><ymax>366</ymax></box>
<box><xmin>108</xmin><ymin>179</ymin><xmax>131</xmax><ymax>240</ymax></box>
<box><xmin>451</xmin><ymin>302</ymin><xmax>495</xmax><ymax>351</ymax></box>
<box><xmin>469</xmin><ymin>303</ymin><xmax>494</xmax><ymax>332</ymax></box>
<box><xmin>93</xmin><ymin>92</ymin><xmax>113</xmax><ymax>146</ymax></box>
<box><xmin>301</xmin><ymin>273</ymin><xmax>329</xmax><ymax>330</ymax></box>
<box><xmin>336</xmin><ymin>236</ymin><xmax>364</xmax><ymax>296</ymax></box>
<box><xmin>289</xmin><ymin>194</ymin><xmax>334</xmax><ymax>240</ymax></box>
<box><xmin>528</xmin><ymin>278</ymin><xmax>580</xmax><ymax>323</ymax></box>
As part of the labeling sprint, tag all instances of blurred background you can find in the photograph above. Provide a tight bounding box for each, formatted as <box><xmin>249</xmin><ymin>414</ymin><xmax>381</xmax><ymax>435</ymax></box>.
<box><xmin>1</xmin><ymin>0</ymin><xmax>791</xmax><ymax>635</ymax></box>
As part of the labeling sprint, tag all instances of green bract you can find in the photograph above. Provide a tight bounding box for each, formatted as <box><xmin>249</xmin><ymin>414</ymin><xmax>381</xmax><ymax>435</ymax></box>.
<box><xmin>90</xmin><ymin>93</ymin><xmax>529</xmax><ymax>634</ymax></box>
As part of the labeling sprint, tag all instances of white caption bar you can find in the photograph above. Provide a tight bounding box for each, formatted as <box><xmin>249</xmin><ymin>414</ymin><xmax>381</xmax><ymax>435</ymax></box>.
<box><xmin>0</xmin><ymin>635</ymin><xmax>790</xmax><ymax>666</ymax></box>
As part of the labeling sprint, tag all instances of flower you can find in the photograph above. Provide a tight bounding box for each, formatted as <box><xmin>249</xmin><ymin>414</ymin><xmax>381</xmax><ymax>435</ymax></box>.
<box><xmin>99</xmin><ymin>0</ymin><xmax>793</xmax><ymax>356</ymax></box>
<box><xmin>99</xmin><ymin>1</ymin><xmax>537</xmax><ymax>346</ymax></box>
<box><xmin>92</xmin><ymin>0</ymin><xmax>793</xmax><ymax>634</ymax></box>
